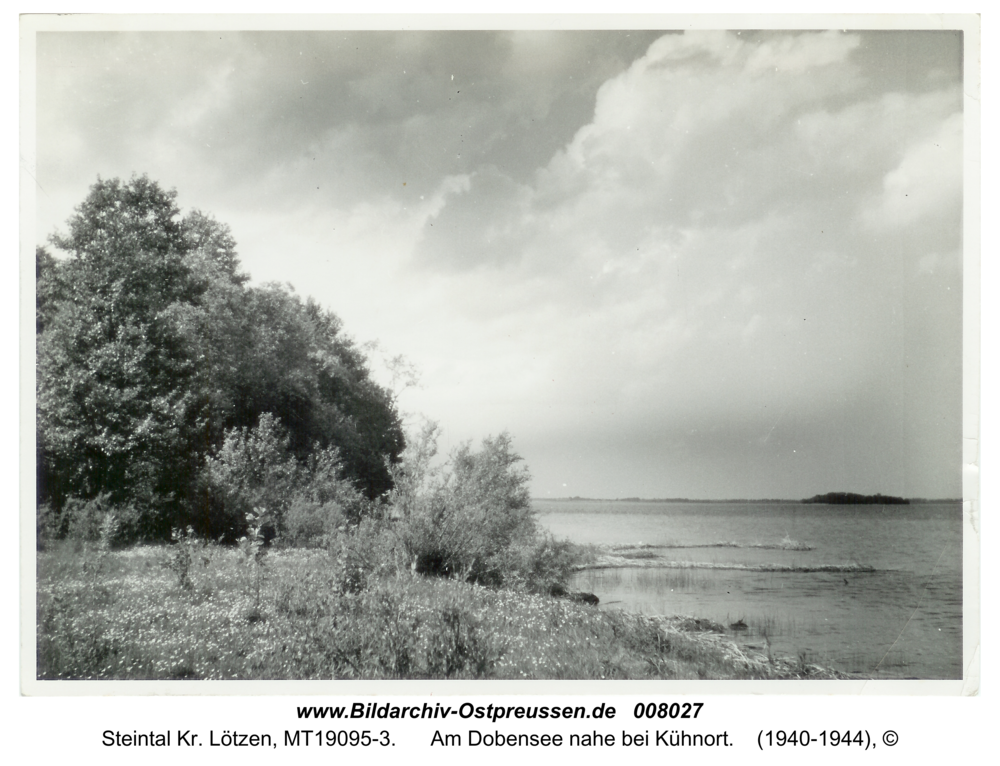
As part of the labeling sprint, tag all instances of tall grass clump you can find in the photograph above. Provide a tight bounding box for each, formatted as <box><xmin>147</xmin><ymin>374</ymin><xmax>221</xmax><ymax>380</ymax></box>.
<box><xmin>328</xmin><ymin>516</ymin><xmax>406</xmax><ymax>593</ymax></box>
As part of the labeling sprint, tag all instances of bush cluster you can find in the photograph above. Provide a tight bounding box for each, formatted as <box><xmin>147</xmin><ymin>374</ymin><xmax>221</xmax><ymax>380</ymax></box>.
<box><xmin>38</xmin><ymin>413</ymin><xmax>364</xmax><ymax>550</ymax></box>
<box><xmin>195</xmin><ymin>413</ymin><xmax>360</xmax><ymax>543</ymax></box>
<box><xmin>37</xmin><ymin>415</ymin><xmax>576</xmax><ymax>599</ymax></box>
<box><xmin>37</xmin><ymin>493</ymin><xmax>155</xmax><ymax>550</ymax></box>
<box><xmin>386</xmin><ymin>425</ymin><xmax>567</xmax><ymax>593</ymax></box>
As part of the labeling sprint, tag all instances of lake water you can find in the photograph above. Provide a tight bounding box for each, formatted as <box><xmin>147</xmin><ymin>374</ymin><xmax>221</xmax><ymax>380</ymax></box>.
<box><xmin>536</xmin><ymin>500</ymin><xmax>963</xmax><ymax>679</ymax></box>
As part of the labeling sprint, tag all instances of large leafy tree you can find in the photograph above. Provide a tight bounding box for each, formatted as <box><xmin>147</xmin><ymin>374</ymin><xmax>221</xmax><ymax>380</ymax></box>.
<box><xmin>37</xmin><ymin>177</ymin><xmax>199</xmax><ymax>527</ymax></box>
<box><xmin>177</xmin><ymin>282</ymin><xmax>406</xmax><ymax>499</ymax></box>
<box><xmin>37</xmin><ymin>175</ymin><xmax>405</xmax><ymax>534</ymax></box>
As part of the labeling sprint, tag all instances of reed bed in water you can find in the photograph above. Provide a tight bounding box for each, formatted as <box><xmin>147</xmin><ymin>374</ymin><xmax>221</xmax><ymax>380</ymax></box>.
<box><xmin>584</xmin><ymin>554</ymin><xmax>876</xmax><ymax>573</ymax></box>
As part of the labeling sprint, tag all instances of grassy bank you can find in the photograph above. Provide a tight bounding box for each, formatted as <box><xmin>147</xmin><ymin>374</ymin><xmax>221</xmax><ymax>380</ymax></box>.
<box><xmin>37</xmin><ymin>541</ymin><xmax>844</xmax><ymax>681</ymax></box>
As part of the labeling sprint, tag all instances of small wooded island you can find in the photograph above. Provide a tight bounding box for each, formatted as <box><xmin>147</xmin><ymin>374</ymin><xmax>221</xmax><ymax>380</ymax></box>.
<box><xmin>803</xmin><ymin>492</ymin><xmax>910</xmax><ymax>505</ymax></box>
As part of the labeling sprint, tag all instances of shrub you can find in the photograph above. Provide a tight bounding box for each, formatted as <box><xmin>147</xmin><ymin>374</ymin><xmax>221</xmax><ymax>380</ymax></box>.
<box><xmin>40</xmin><ymin>494</ymin><xmax>157</xmax><ymax>549</ymax></box>
<box><xmin>386</xmin><ymin>420</ymin><xmax>442</xmax><ymax>519</ymax></box>
<box><xmin>198</xmin><ymin>413</ymin><xmax>364</xmax><ymax>542</ymax></box>
<box><xmin>199</xmin><ymin>414</ymin><xmax>298</xmax><ymax>540</ymax></box>
<box><xmin>393</xmin><ymin>430</ymin><xmax>539</xmax><ymax>587</ymax></box>
<box><xmin>510</xmin><ymin>533</ymin><xmax>585</xmax><ymax>595</ymax></box>
<box><xmin>299</xmin><ymin>447</ymin><xmax>363</xmax><ymax>514</ymax></box>
<box><xmin>283</xmin><ymin>499</ymin><xmax>344</xmax><ymax>548</ymax></box>
<box><xmin>64</xmin><ymin>493</ymin><xmax>112</xmax><ymax>543</ymax></box>
<box><xmin>329</xmin><ymin>517</ymin><xmax>404</xmax><ymax>593</ymax></box>
<box><xmin>281</xmin><ymin>446</ymin><xmax>364</xmax><ymax>544</ymax></box>
<box><xmin>36</xmin><ymin>502</ymin><xmax>61</xmax><ymax>549</ymax></box>
<box><xmin>168</xmin><ymin>526</ymin><xmax>197</xmax><ymax>590</ymax></box>
<box><xmin>98</xmin><ymin>503</ymin><xmax>153</xmax><ymax>549</ymax></box>
<box><xmin>237</xmin><ymin>509</ymin><xmax>271</xmax><ymax>620</ymax></box>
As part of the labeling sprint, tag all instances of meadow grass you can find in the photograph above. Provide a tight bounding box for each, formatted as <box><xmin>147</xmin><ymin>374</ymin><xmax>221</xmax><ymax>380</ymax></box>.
<box><xmin>37</xmin><ymin>541</ymin><xmax>844</xmax><ymax>681</ymax></box>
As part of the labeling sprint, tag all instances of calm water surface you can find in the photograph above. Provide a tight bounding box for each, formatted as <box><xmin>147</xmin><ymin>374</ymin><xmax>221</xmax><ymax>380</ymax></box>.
<box><xmin>536</xmin><ymin>500</ymin><xmax>962</xmax><ymax>679</ymax></box>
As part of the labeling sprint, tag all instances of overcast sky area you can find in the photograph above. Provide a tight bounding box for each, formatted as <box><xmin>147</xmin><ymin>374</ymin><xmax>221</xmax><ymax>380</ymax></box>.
<box><xmin>34</xmin><ymin>28</ymin><xmax>964</xmax><ymax>500</ymax></box>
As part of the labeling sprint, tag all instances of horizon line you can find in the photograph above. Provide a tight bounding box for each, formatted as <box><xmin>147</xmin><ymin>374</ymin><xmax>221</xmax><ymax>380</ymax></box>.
<box><xmin>532</xmin><ymin>495</ymin><xmax>962</xmax><ymax>503</ymax></box>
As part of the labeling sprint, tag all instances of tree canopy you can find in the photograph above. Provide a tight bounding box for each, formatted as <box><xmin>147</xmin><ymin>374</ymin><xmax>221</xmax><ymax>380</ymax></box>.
<box><xmin>37</xmin><ymin>175</ymin><xmax>405</xmax><ymax>538</ymax></box>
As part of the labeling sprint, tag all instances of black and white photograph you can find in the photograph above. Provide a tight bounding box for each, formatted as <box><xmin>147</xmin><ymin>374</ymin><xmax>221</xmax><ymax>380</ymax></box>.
<box><xmin>23</xmin><ymin>16</ymin><xmax>977</xmax><ymax>691</ymax></box>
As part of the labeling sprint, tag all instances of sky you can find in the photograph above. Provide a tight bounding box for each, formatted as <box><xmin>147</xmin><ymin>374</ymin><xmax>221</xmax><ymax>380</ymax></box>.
<box><xmin>32</xmin><ymin>27</ymin><xmax>966</xmax><ymax>500</ymax></box>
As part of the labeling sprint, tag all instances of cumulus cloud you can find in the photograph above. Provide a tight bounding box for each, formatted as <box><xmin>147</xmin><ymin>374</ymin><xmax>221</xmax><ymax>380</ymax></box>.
<box><xmin>865</xmin><ymin>110</ymin><xmax>963</xmax><ymax>228</ymax></box>
<box><xmin>402</xmin><ymin>31</ymin><xmax>963</xmax><ymax>496</ymax></box>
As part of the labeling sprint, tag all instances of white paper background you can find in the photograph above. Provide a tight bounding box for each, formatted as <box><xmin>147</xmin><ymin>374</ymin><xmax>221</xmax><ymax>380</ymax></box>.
<box><xmin>9</xmin><ymin>3</ymin><xmax>991</xmax><ymax>761</ymax></box>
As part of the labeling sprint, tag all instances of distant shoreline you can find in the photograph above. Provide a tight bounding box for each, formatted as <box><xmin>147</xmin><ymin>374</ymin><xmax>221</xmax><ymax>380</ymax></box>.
<box><xmin>535</xmin><ymin>497</ymin><xmax>798</xmax><ymax>504</ymax></box>
<box><xmin>533</xmin><ymin>496</ymin><xmax>960</xmax><ymax>504</ymax></box>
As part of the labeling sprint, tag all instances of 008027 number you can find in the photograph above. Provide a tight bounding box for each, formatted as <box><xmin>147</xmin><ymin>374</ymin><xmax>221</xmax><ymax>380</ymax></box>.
<box><xmin>633</xmin><ymin>702</ymin><xmax>704</xmax><ymax>719</ymax></box>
